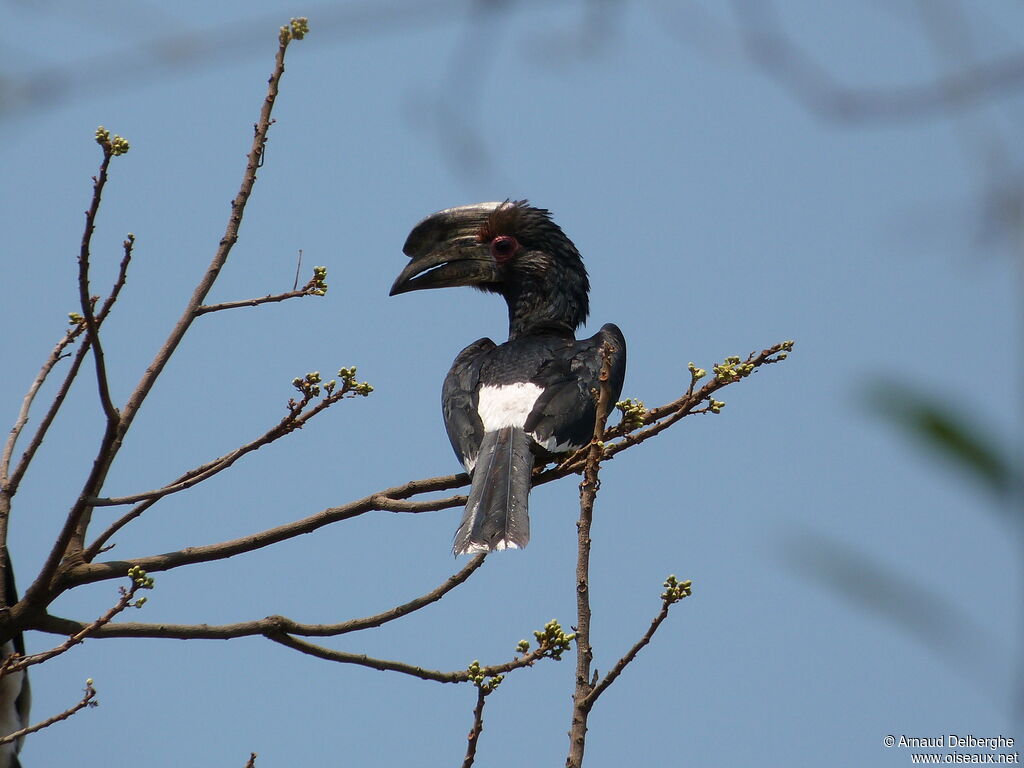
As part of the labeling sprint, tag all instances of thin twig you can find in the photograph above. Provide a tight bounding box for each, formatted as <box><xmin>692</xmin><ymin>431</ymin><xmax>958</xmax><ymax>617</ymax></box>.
<box><xmin>1</xmin><ymin>582</ymin><xmax>142</xmax><ymax>677</ymax></box>
<box><xmin>584</xmin><ymin>601</ymin><xmax>671</xmax><ymax>708</ymax></box>
<box><xmin>37</xmin><ymin>554</ymin><xmax>485</xmax><ymax>640</ymax></box>
<box><xmin>0</xmin><ymin>326</ymin><xmax>84</xmax><ymax>597</ymax></box>
<box><xmin>566</xmin><ymin>343</ymin><xmax>616</xmax><ymax>768</ymax></box>
<box><xmin>266</xmin><ymin>633</ymin><xmax>554</xmax><ymax>683</ymax></box>
<box><xmin>83</xmin><ymin>382</ymin><xmax>364</xmax><ymax>561</ymax></box>
<box><xmin>77</xmin><ymin>151</ymin><xmax>120</xmax><ymax>424</ymax></box>
<box><xmin>461</xmin><ymin>687</ymin><xmax>487</xmax><ymax>768</ymax></box>
<box><xmin>0</xmin><ymin>680</ymin><xmax>96</xmax><ymax>747</ymax></box>
<box><xmin>89</xmin><ymin>375</ymin><xmax>359</xmax><ymax>508</ymax></box>
<box><xmin>0</xmin><ymin>327</ymin><xmax>84</xmax><ymax>491</ymax></box>
<box><xmin>194</xmin><ymin>286</ymin><xmax>318</xmax><ymax>316</ymax></box>
<box><xmin>0</xmin><ymin>239</ymin><xmax>133</xmax><ymax>603</ymax></box>
<box><xmin>83</xmin><ymin>376</ymin><xmax>367</xmax><ymax>560</ymax></box>
<box><xmin>6</xmin><ymin>236</ymin><xmax>132</xmax><ymax>499</ymax></box>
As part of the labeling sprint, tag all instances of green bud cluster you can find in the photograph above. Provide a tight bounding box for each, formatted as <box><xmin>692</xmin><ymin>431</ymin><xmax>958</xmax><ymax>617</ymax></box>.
<box><xmin>688</xmin><ymin>361</ymin><xmax>707</xmax><ymax>381</ymax></box>
<box><xmin>68</xmin><ymin>312</ymin><xmax>84</xmax><ymax>326</ymax></box>
<box><xmin>292</xmin><ymin>371</ymin><xmax>323</xmax><ymax>398</ymax></box>
<box><xmin>109</xmin><ymin>135</ymin><xmax>130</xmax><ymax>156</ymax></box>
<box><xmin>661</xmin><ymin>574</ymin><xmax>692</xmax><ymax>604</ymax></box>
<box><xmin>713</xmin><ymin>356</ymin><xmax>754</xmax><ymax>382</ymax></box>
<box><xmin>515</xmin><ymin>639</ymin><xmax>530</xmax><ymax>655</ymax></box>
<box><xmin>466</xmin><ymin>660</ymin><xmax>504</xmax><ymax>692</ymax></box>
<box><xmin>290</xmin><ymin>17</ymin><xmax>309</xmax><ymax>39</ymax></box>
<box><xmin>615</xmin><ymin>398</ymin><xmax>646</xmax><ymax>430</ymax></box>
<box><xmin>533</xmin><ymin>619</ymin><xmax>575</xmax><ymax>660</ymax></box>
<box><xmin>127</xmin><ymin>565</ymin><xmax>155</xmax><ymax>589</ymax></box>
<box><xmin>310</xmin><ymin>266</ymin><xmax>328</xmax><ymax>296</ymax></box>
<box><xmin>709</xmin><ymin>399</ymin><xmax>725</xmax><ymax>414</ymax></box>
<box><xmin>280</xmin><ymin>16</ymin><xmax>310</xmax><ymax>43</ymax></box>
<box><xmin>337</xmin><ymin>366</ymin><xmax>374</xmax><ymax>397</ymax></box>
<box><xmin>780</xmin><ymin>340</ymin><xmax>795</xmax><ymax>351</ymax></box>
<box><xmin>94</xmin><ymin>126</ymin><xmax>130</xmax><ymax>155</ymax></box>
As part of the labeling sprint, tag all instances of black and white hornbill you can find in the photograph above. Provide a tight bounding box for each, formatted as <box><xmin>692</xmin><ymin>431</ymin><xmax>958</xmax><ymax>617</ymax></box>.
<box><xmin>390</xmin><ymin>201</ymin><xmax>626</xmax><ymax>555</ymax></box>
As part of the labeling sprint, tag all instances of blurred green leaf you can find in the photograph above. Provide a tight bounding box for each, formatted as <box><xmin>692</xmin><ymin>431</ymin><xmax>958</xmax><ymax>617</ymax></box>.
<box><xmin>867</xmin><ymin>380</ymin><xmax>1014</xmax><ymax>502</ymax></box>
<box><xmin>782</xmin><ymin>529</ymin><xmax>991</xmax><ymax>664</ymax></box>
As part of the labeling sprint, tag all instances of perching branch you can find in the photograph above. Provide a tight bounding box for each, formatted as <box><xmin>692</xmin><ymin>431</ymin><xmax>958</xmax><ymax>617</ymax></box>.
<box><xmin>51</xmin><ymin>342</ymin><xmax>792</xmax><ymax>594</ymax></box>
<box><xmin>566</xmin><ymin>342</ymin><xmax>616</xmax><ymax>768</ymax></box>
<box><xmin>0</xmin><ymin>679</ymin><xmax>96</xmax><ymax>747</ymax></box>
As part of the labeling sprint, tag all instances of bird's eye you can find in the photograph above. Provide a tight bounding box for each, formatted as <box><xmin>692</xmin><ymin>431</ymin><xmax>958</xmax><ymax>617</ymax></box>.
<box><xmin>490</xmin><ymin>235</ymin><xmax>518</xmax><ymax>264</ymax></box>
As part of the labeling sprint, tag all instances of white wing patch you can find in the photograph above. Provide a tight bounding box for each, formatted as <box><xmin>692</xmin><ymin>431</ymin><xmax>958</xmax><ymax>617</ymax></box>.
<box><xmin>534</xmin><ymin>435</ymin><xmax>582</xmax><ymax>454</ymax></box>
<box><xmin>477</xmin><ymin>383</ymin><xmax>544</xmax><ymax>431</ymax></box>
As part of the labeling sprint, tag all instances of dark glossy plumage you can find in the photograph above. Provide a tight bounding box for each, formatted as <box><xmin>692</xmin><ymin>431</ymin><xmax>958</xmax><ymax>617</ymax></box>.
<box><xmin>391</xmin><ymin>201</ymin><xmax>626</xmax><ymax>555</ymax></box>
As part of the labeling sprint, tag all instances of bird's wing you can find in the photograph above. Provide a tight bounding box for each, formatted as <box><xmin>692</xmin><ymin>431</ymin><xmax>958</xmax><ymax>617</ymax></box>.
<box><xmin>524</xmin><ymin>324</ymin><xmax>627</xmax><ymax>452</ymax></box>
<box><xmin>442</xmin><ymin>337</ymin><xmax>496</xmax><ymax>471</ymax></box>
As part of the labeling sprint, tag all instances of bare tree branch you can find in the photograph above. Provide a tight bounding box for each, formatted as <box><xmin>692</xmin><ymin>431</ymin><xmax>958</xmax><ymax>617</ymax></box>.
<box><xmin>0</xmin><ymin>680</ymin><xmax>96</xmax><ymax>747</ymax></box>
<box><xmin>20</xmin><ymin>21</ymin><xmax>308</xmax><ymax>617</ymax></box>
<box><xmin>77</xmin><ymin>139</ymin><xmax>122</xmax><ymax>425</ymax></box>
<box><xmin>89</xmin><ymin>373</ymin><xmax>360</xmax><ymax>509</ymax></box>
<box><xmin>583</xmin><ymin>576</ymin><xmax>691</xmax><ymax>710</ymax></box>
<box><xmin>36</xmin><ymin>555</ymin><xmax>485</xmax><ymax>640</ymax></box>
<box><xmin>267</xmin><ymin>632</ymin><xmax>559</xmax><ymax>683</ymax></box>
<box><xmin>0</xmin><ymin>237</ymin><xmax>133</xmax><ymax>603</ymax></box>
<box><xmin>193</xmin><ymin>267</ymin><xmax>327</xmax><ymax>316</ymax></box>
<box><xmin>566</xmin><ymin>342</ymin><xmax>616</xmax><ymax>768</ymax></box>
<box><xmin>0</xmin><ymin>326</ymin><xmax>84</xmax><ymax>493</ymax></box>
<box><xmin>5</xmin><ymin>236</ymin><xmax>133</xmax><ymax>500</ymax></box>
<box><xmin>732</xmin><ymin>0</ymin><xmax>1024</xmax><ymax>122</ymax></box>
<box><xmin>461</xmin><ymin>686</ymin><xmax>487</xmax><ymax>768</ymax></box>
<box><xmin>1</xmin><ymin>577</ymin><xmax>148</xmax><ymax>678</ymax></box>
<box><xmin>83</xmin><ymin>370</ymin><xmax>373</xmax><ymax>560</ymax></box>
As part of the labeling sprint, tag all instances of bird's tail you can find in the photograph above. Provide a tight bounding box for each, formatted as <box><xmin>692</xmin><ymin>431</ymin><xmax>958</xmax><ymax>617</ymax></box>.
<box><xmin>453</xmin><ymin>426</ymin><xmax>532</xmax><ymax>555</ymax></box>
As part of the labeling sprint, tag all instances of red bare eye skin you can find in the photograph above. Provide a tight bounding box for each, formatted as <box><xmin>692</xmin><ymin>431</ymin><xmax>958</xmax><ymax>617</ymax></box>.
<box><xmin>490</xmin><ymin>235</ymin><xmax>518</xmax><ymax>264</ymax></box>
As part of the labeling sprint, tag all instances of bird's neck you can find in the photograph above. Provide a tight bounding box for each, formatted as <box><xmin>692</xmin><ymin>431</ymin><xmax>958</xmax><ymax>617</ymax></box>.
<box><xmin>504</xmin><ymin>282</ymin><xmax>587</xmax><ymax>340</ymax></box>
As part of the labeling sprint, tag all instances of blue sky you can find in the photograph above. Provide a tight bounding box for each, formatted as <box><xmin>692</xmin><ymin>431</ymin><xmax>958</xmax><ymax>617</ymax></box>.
<box><xmin>2</xmin><ymin>2</ymin><xmax>1020</xmax><ymax>766</ymax></box>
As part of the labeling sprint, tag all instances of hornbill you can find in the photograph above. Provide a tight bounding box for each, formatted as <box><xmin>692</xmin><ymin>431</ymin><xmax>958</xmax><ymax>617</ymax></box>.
<box><xmin>390</xmin><ymin>201</ymin><xmax>626</xmax><ymax>555</ymax></box>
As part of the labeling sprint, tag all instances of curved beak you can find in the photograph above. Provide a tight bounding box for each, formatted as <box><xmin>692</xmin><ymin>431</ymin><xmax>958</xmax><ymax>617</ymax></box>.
<box><xmin>389</xmin><ymin>241</ymin><xmax>499</xmax><ymax>296</ymax></box>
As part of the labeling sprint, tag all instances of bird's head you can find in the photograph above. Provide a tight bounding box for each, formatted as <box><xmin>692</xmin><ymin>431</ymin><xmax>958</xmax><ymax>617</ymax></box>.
<box><xmin>390</xmin><ymin>200</ymin><xmax>589</xmax><ymax>338</ymax></box>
